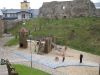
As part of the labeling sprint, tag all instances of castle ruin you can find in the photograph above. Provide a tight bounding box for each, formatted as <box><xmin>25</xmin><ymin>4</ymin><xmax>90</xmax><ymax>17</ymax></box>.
<box><xmin>0</xmin><ymin>20</ymin><xmax>4</xmax><ymax>37</ymax></box>
<box><xmin>96</xmin><ymin>9</ymin><xmax>100</xmax><ymax>17</ymax></box>
<box><xmin>39</xmin><ymin>0</ymin><xmax>96</xmax><ymax>19</ymax></box>
<box><xmin>0</xmin><ymin>10</ymin><xmax>4</xmax><ymax>37</ymax></box>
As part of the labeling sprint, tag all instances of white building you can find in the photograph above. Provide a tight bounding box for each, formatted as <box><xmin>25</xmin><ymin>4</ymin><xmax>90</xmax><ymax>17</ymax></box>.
<box><xmin>2</xmin><ymin>9</ymin><xmax>33</xmax><ymax>20</ymax></box>
<box><xmin>1</xmin><ymin>0</ymin><xmax>39</xmax><ymax>20</ymax></box>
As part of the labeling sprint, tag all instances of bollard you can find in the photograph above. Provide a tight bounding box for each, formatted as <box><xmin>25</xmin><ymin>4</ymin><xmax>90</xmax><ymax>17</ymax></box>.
<box><xmin>80</xmin><ymin>54</ymin><xmax>83</xmax><ymax>63</ymax></box>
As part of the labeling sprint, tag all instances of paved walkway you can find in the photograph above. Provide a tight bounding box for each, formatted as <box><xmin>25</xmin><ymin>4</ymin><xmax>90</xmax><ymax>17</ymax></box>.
<box><xmin>0</xmin><ymin>34</ymin><xmax>14</xmax><ymax>75</ymax></box>
<box><xmin>13</xmin><ymin>50</ymin><xmax>99</xmax><ymax>69</ymax></box>
<box><xmin>1</xmin><ymin>48</ymin><xmax>99</xmax><ymax>75</ymax></box>
<box><xmin>0</xmin><ymin>65</ymin><xmax>8</xmax><ymax>75</ymax></box>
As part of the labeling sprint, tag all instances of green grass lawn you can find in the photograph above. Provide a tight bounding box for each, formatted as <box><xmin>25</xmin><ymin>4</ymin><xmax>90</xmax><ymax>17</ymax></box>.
<box><xmin>13</xmin><ymin>64</ymin><xmax>50</xmax><ymax>75</ymax></box>
<box><xmin>7</xmin><ymin>17</ymin><xmax>100</xmax><ymax>55</ymax></box>
<box><xmin>5</xmin><ymin>37</ymin><xmax>19</xmax><ymax>46</ymax></box>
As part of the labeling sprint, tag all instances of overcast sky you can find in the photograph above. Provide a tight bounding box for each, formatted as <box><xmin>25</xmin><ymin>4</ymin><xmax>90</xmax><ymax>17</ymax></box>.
<box><xmin>0</xmin><ymin>0</ymin><xmax>99</xmax><ymax>9</ymax></box>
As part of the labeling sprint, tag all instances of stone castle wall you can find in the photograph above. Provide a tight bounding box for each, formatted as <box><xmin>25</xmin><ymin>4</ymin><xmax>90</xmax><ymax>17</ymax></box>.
<box><xmin>0</xmin><ymin>20</ymin><xmax>4</xmax><ymax>37</ymax></box>
<box><xmin>39</xmin><ymin>0</ymin><xmax>96</xmax><ymax>19</ymax></box>
<box><xmin>96</xmin><ymin>9</ymin><xmax>100</xmax><ymax>17</ymax></box>
<box><xmin>4</xmin><ymin>20</ymin><xmax>22</xmax><ymax>33</ymax></box>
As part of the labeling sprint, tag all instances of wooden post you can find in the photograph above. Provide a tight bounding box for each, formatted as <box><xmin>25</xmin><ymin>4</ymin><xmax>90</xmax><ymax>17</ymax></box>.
<box><xmin>44</xmin><ymin>37</ymin><xmax>52</xmax><ymax>53</ymax></box>
<box><xmin>19</xmin><ymin>27</ymin><xmax>28</xmax><ymax>48</ymax></box>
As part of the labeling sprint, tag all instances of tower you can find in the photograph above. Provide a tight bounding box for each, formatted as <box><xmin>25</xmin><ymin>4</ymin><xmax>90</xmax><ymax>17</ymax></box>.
<box><xmin>21</xmin><ymin>0</ymin><xmax>30</xmax><ymax>10</ymax></box>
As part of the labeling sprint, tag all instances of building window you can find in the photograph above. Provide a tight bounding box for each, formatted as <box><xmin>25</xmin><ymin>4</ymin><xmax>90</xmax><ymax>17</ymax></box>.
<box><xmin>5</xmin><ymin>14</ymin><xmax>7</xmax><ymax>17</ymax></box>
<box><xmin>9</xmin><ymin>13</ymin><xmax>15</xmax><ymax>17</ymax></box>
<box><xmin>22</xmin><ymin>14</ymin><xmax>25</xmax><ymax>18</ymax></box>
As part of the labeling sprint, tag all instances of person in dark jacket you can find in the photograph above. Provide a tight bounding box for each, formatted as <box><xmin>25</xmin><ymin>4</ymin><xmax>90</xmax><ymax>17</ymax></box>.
<box><xmin>80</xmin><ymin>54</ymin><xmax>83</xmax><ymax>63</ymax></box>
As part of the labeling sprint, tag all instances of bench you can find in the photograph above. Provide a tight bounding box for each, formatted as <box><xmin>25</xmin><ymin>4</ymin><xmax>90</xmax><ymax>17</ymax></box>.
<box><xmin>5</xmin><ymin>60</ymin><xmax>18</xmax><ymax>75</ymax></box>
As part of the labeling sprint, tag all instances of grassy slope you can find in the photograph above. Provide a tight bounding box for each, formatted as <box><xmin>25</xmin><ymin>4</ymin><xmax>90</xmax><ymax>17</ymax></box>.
<box><xmin>13</xmin><ymin>64</ymin><xmax>50</xmax><ymax>75</ymax></box>
<box><xmin>7</xmin><ymin>17</ymin><xmax>100</xmax><ymax>55</ymax></box>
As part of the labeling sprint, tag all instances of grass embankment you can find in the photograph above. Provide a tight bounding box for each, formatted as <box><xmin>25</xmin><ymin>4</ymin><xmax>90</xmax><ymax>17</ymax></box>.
<box><xmin>13</xmin><ymin>64</ymin><xmax>50</xmax><ymax>75</ymax></box>
<box><xmin>7</xmin><ymin>17</ymin><xmax>100</xmax><ymax>55</ymax></box>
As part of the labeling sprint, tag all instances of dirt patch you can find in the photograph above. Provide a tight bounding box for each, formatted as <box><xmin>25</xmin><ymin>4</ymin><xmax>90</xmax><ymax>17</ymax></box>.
<box><xmin>57</xmin><ymin>66</ymin><xmax>99</xmax><ymax>75</ymax></box>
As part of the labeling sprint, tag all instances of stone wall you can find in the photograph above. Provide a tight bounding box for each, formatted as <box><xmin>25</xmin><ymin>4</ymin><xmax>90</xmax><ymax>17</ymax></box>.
<box><xmin>39</xmin><ymin>0</ymin><xmax>96</xmax><ymax>19</ymax></box>
<box><xmin>4</xmin><ymin>20</ymin><xmax>22</xmax><ymax>33</ymax></box>
<box><xmin>0</xmin><ymin>20</ymin><xmax>22</xmax><ymax>35</ymax></box>
<box><xmin>0</xmin><ymin>20</ymin><xmax>4</xmax><ymax>37</ymax></box>
<box><xmin>96</xmin><ymin>9</ymin><xmax>100</xmax><ymax>17</ymax></box>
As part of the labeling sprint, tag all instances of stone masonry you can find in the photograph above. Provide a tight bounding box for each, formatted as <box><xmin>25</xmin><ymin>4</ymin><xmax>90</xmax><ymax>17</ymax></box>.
<box><xmin>39</xmin><ymin>0</ymin><xmax>96</xmax><ymax>19</ymax></box>
<box><xmin>96</xmin><ymin>9</ymin><xmax>100</xmax><ymax>17</ymax></box>
<box><xmin>3</xmin><ymin>20</ymin><xmax>22</xmax><ymax>33</ymax></box>
<box><xmin>0</xmin><ymin>20</ymin><xmax>4</xmax><ymax>37</ymax></box>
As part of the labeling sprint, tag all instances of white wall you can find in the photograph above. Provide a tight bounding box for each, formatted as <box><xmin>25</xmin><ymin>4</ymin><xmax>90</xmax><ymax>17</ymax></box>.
<box><xmin>7</xmin><ymin>13</ymin><xmax>10</xmax><ymax>17</ymax></box>
<box><xmin>18</xmin><ymin>13</ymin><xmax>22</xmax><ymax>20</ymax></box>
<box><xmin>17</xmin><ymin>12</ymin><xmax>30</xmax><ymax>20</ymax></box>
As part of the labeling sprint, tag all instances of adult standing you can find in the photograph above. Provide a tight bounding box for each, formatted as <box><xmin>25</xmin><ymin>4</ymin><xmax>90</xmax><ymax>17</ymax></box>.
<box><xmin>80</xmin><ymin>54</ymin><xmax>83</xmax><ymax>63</ymax></box>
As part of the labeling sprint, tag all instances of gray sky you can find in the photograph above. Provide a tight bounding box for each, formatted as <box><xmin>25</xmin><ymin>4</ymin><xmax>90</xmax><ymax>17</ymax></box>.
<box><xmin>0</xmin><ymin>0</ymin><xmax>99</xmax><ymax>9</ymax></box>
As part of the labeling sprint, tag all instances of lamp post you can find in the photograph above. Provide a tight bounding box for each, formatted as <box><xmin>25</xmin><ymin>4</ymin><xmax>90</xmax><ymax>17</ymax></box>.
<box><xmin>29</xmin><ymin>34</ymin><xmax>33</xmax><ymax>68</ymax></box>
